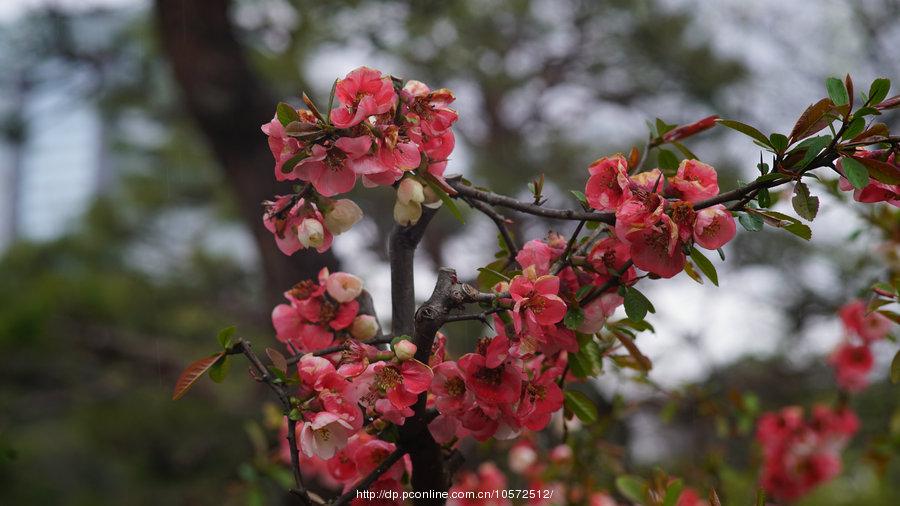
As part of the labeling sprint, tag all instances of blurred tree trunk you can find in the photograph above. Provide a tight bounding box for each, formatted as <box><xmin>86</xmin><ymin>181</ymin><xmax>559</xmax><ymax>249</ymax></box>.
<box><xmin>153</xmin><ymin>0</ymin><xmax>337</xmax><ymax>304</ymax></box>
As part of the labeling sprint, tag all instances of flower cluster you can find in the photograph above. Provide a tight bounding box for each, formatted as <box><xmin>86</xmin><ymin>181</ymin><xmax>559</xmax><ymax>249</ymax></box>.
<box><xmin>261</xmin><ymin>66</ymin><xmax>458</xmax><ymax>254</ymax></box>
<box><xmin>755</xmin><ymin>405</ymin><xmax>859</xmax><ymax>501</ymax></box>
<box><xmin>585</xmin><ymin>155</ymin><xmax>736</xmax><ymax>278</ymax></box>
<box><xmin>828</xmin><ymin>299</ymin><xmax>892</xmax><ymax>391</ymax></box>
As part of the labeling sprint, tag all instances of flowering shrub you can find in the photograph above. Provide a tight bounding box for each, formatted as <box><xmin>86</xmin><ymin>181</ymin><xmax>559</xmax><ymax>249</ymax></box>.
<box><xmin>173</xmin><ymin>69</ymin><xmax>900</xmax><ymax>505</ymax></box>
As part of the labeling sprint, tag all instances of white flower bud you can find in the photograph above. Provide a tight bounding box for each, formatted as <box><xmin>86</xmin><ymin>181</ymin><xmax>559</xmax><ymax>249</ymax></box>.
<box><xmin>397</xmin><ymin>178</ymin><xmax>425</xmax><ymax>205</ymax></box>
<box><xmin>393</xmin><ymin>199</ymin><xmax>423</xmax><ymax>226</ymax></box>
<box><xmin>324</xmin><ymin>199</ymin><xmax>363</xmax><ymax>235</ymax></box>
<box><xmin>297</xmin><ymin>218</ymin><xmax>325</xmax><ymax>248</ymax></box>
<box><xmin>350</xmin><ymin>315</ymin><xmax>379</xmax><ymax>340</ymax></box>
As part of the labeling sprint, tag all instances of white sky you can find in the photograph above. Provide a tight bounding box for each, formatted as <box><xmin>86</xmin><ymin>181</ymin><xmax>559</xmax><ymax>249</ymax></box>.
<box><xmin>0</xmin><ymin>0</ymin><xmax>141</xmax><ymax>21</ymax></box>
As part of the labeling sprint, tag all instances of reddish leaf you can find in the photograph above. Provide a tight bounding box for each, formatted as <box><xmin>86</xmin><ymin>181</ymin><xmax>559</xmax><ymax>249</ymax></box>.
<box><xmin>172</xmin><ymin>352</ymin><xmax>225</xmax><ymax>400</ymax></box>
<box><xmin>266</xmin><ymin>347</ymin><xmax>288</xmax><ymax>372</ymax></box>
<box><xmin>789</xmin><ymin>98</ymin><xmax>835</xmax><ymax>142</ymax></box>
<box><xmin>851</xmin><ymin>122</ymin><xmax>889</xmax><ymax>142</ymax></box>
<box><xmin>614</xmin><ymin>331</ymin><xmax>652</xmax><ymax>371</ymax></box>
<box><xmin>628</xmin><ymin>146</ymin><xmax>641</xmax><ymax>170</ymax></box>
<box><xmin>875</xmin><ymin>95</ymin><xmax>900</xmax><ymax>110</ymax></box>
<box><xmin>854</xmin><ymin>156</ymin><xmax>900</xmax><ymax>185</ymax></box>
<box><xmin>844</xmin><ymin>74</ymin><xmax>854</xmax><ymax>110</ymax></box>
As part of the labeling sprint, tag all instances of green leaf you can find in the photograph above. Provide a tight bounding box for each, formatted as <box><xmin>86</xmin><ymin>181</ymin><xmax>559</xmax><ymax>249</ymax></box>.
<box><xmin>795</xmin><ymin>135</ymin><xmax>831</xmax><ymax>169</ymax></box>
<box><xmin>615</xmin><ymin>475</ymin><xmax>647</xmax><ymax>504</ymax></box>
<box><xmin>276</xmin><ymin>102</ymin><xmax>300</xmax><ymax>127</ymax></box>
<box><xmin>564</xmin><ymin>306</ymin><xmax>585</xmax><ymax>330</ymax></box>
<box><xmin>209</xmin><ymin>355</ymin><xmax>231</xmax><ymax>383</ymax></box>
<box><xmin>663</xmin><ymin>479</ymin><xmax>685</xmax><ymax>506</ymax></box>
<box><xmin>570</xmin><ymin>339</ymin><xmax>603</xmax><ymax>378</ymax></box>
<box><xmin>172</xmin><ymin>352</ymin><xmax>225</xmax><ymax>400</ymax></box>
<box><xmin>756</xmin><ymin>488</ymin><xmax>767</xmax><ymax>506</ymax></box>
<box><xmin>671</xmin><ymin>141</ymin><xmax>698</xmax><ymax>160</ymax></box>
<box><xmin>769</xmin><ymin>133</ymin><xmax>789</xmax><ymax>152</ymax></box>
<box><xmin>791</xmin><ymin>182</ymin><xmax>819</xmax><ymax>221</ymax></box>
<box><xmin>623</xmin><ymin>287</ymin><xmax>655</xmax><ymax>321</ymax></box>
<box><xmin>656</xmin><ymin>117</ymin><xmax>675</xmax><ymax>136</ymax></box>
<box><xmin>891</xmin><ymin>350</ymin><xmax>900</xmax><ymax>384</ymax></box>
<box><xmin>784</xmin><ymin>222</ymin><xmax>812</xmax><ymax>241</ymax></box>
<box><xmin>717</xmin><ymin>119</ymin><xmax>771</xmax><ymax>147</ymax></box>
<box><xmin>570</xmin><ymin>190</ymin><xmax>588</xmax><ymax>206</ymax></box>
<box><xmin>689</xmin><ymin>246</ymin><xmax>719</xmax><ymax>286</ymax></box>
<box><xmin>841</xmin><ymin>157</ymin><xmax>870</xmax><ymax>190</ymax></box>
<box><xmin>826</xmin><ymin>77</ymin><xmax>849</xmax><ymax>106</ymax></box>
<box><xmin>216</xmin><ymin>326</ymin><xmax>236</xmax><ymax>349</ymax></box>
<box><xmin>868</xmin><ymin>78</ymin><xmax>891</xmax><ymax>105</ymax></box>
<box><xmin>476</xmin><ymin>262</ymin><xmax>510</xmax><ymax>290</ymax></box>
<box><xmin>657</xmin><ymin>148</ymin><xmax>679</xmax><ymax>173</ymax></box>
<box><xmin>757</xmin><ymin>187</ymin><xmax>771</xmax><ymax>208</ymax></box>
<box><xmin>280</xmin><ymin>150</ymin><xmax>312</xmax><ymax>174</ymax></box>
<box><xmin>564</xmin><ymin>390</ymin><xmax>598</xmax><ymax>423</ymax></box>
<box><xmin>841</xmin><ymin>117</ymin><xmax>866</xmax><ymax>140</ymax></box>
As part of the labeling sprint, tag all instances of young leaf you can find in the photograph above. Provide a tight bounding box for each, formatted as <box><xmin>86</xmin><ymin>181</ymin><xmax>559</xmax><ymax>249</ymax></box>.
<box><xmin>791</xmin><ymin>182</ymin><xmax>819</xmax><ymax>221</ymax></box>
<box><xmin>854</xmin><ymin>156</ymin><xmax>900</xmax><ymax>185</ymax></box>
<box><xmin>476</xmin><ymin>262</ymin><xmax>510</xmax><ymax>290</ymax></box>
<box><xmin>615</xmin><ymin>475</ymin><xmax>647</xmax><ymax>504</ymax></box>
<box><xmin>769</xmin><ymin>133</ymin><xmax>789</xmax><ymax>153</ymax></box>
<box><xmin>570</xmin><ymin>190</ymin><xmax>588</xmax><ymax>207</ymax></box>
<box><xmin>716</xmin><ymin>119</ymin><xmax>771</xmax><ymax>146</ymax></box>
<box><xmin>663</xmin><ymin>479</ymin><xmax>685</xmax><ymax>506</ymax></box>
<box><xmin>216</xmin><ymin>326</ymin><xmax>236</xmax><ymax>349</ymax></box>
<box><xmin>689</xmin><ymin>246</ymin><xmax>719</xmax><ymax>286</ymax></box>
<box><xmin>266</xmin><ymin>348</ymin><xmax>288</xmax><ymax>373</ymax></box>
<box><xmin>209</xmin><ymin>355</ymin><xmax>231</xmax><ymax>383</ymax></box>
<box><xmin>841</xmin><ymin>157</ymin><xmax>870</xmax><ymax>190</ymax></box>
<box><xmin>276</xmin><ymin>102</ymin><xmax>300</xmax><ymax>127</ymax></box>
<box><xmin>172</xmin><ymin>352</ymin><xmax>225</xmax><ymax>400</ymax></box>
<box><xmin>826</xmin><ymin>77</ymin><xmax>849</xmax><ymax>106</ymax></box>
<box><xmin>564</xmin><ymin>390</ymin><xmax>598</xmax><ymax>424</ymax></box>
<box><xmin>841</xmin><ymin>117</ymin><xmax>866</xmax><ymax>140</ymax></box>
<box><xmin>657</xmin><ymin>149</ymin><xmax>679</xmax><ymax>173</ymax></box>
<box><xmin>868</xmin><ymin>78</ymin><xmax>891</xmax><ymax>106</ymax></box>
<box><xmin>784</xmin><ymin>222</ymin><xmax>812</xmax><ymax>241</ymax></box>
<box><xmin>795</xmin><ymin>135</ymin><xmax>830</xmax><ymax>169</ymax></box>
<box><xmin>789</xmin><ymin>98</ymin><xmax>835</xmax><ymax>142</ymax></box>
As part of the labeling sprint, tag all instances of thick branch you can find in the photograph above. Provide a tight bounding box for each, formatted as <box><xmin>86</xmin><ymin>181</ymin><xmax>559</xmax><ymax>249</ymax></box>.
<box><xmin>389</xmin><ymin>207</ymin><xmax>439</xmax><ymax>336</ymax></box>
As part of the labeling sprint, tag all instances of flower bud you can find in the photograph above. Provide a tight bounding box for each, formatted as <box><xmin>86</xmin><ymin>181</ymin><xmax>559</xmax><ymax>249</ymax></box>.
<box><xmin>323</xmin><ymin>199</ymin><xmax>363</xmax><ymax>235</ymax></box>
<box><xmin>549</xmin><ymin>444</ymin><xmax>573</xmax><ymax>464</ymax></box>
<box><xmin>394</xmin><ymin>199</ymin><xmax>423</xmax><ymax>226</ymax></box>
<box><xmin>422</xmin><ymin>184</ymin><xmax>443</xmax><ymax>209</ymax></box>
<box><xmin>393</xmin><ymin>339</ymin><xmax>417</xmax><ymax>361</ymax></box>
<box><xmin>397</xmin><ymin>178</ymin><xmax>425</xmax><ymax>205</ymax></box>
<box><xmin>325</xmin><ymin>272</ymin><xmax>364</xmax><ymax>303</ymax></box>
<box><xmin>297</xmin><ymin>218</ymin><xmax>325</xmax><ymax>248</ymax></box>
<box><xmin>350</xmin><ymin>314</ymin><xmax>379</xmax><ymax>340</ymax></box>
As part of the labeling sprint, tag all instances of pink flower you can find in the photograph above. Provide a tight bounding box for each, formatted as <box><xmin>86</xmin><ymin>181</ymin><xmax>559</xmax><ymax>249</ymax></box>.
<box><xmin>631</xmin><ymin>168</ymin><xmax>665</xmax><ymax>193</ymax></box>
<box><xmin>669</xmin><ymin>159</ymin><xmax>719</xmax><ymax>202</ymax></box>
<box><xmin>517</xmin><ymin>239</ymin><xmax>556</xmax><ymax>275</ymax></box>
<box><xmin>577</xmin><ymin>293</ymin><xmax>623</xmax><ymax>334</ymax></box>
<box><xmin>693</xmin><ymin>204</ymin><xmax>736</xmax><ymax>250</ymax></box>
<box><xmin>262</xmin><ymin>196</ymin><xmax>333</xmax><ymax>255</ymax></box>
<box><xmin>299</xmin><ymin>411</ymin><xmax>355</xmax><ymax>459</ymax></box>
<box><xmin>585</xmin><ymin>154</ymin><xmax>630</xmax><ymax>211</ymax></box>
<box><xmin>402</xmin><ymin>80</ymin><xmax>459</xmax><ymax>136</ymax></box>
<box><xmin>626</xmin><ymin>214</ymin><xmax>686</xmax><ymax>278</ymax></box>
<box><xmin>837</xmin><ymin>152</ymin><xmax>900</xmax><ymax>207</ymax></box>
<box><xmin>449</xmin><ymin>463</ymin><xmax>511</xmax><ymax>506</ymax></box>
<box><xmin>828</xmin><ymin>342</ymin><xmax>873</xmax><ymax>392</ymax></box>
<box><xmin>261</xmin><ymin>116</ymin><xmax>301</xmax><ymax>175</ymax></box>
<box><xmin>675</xmin><ymin>488</ymin><xmax>706</xmax><ymax>506</ymax></box>
<box><xmin>458</xmin><ymin>353</ymin><xmax>523</xmax><ymax>405</ymax></box>
<box><xmin>291</xmin><ymin>136</ymin><xmax>373</xmax><ymax>196</ymax></box>
<box><xmin>614</xmin><ymin>186</ymin><xmax>666</xmax><ymax>240</ymax></box>
<box><xmin>508</xmin><ymin>266</ymin><xmax>568</xmax><ymax>336</ymax></box>
<box><xmin>353</xmin><ymin>438</ymin><xmax>405</xmax><ymax>482</ymax></box>
<box><xmin>330</xmin><ymin>67</ymin><xmax>397</xmax><ymax>128</ymax></box>
<box><xmin>516</xmin><ymin>366</ymin><xmax>564</xmax><ymax>431</ymax></box>
<box><xmin>839</xmin><ymin>299</ymin><xmax>892</xmax><ymax>343</ymax></box>
<box><xmin>431</xmin><ymin>361</ymin><xmax>475</xmax><ymax>415</ymax></box>
<box><xmin>361</xmin><ymin>359</ymin><xmax>434</xmax><ymax>409</ymax></box>
<box><xmin>587</xmin><ymin>235</ymin><xmax>635</xmax><ymax>286</ymax></box>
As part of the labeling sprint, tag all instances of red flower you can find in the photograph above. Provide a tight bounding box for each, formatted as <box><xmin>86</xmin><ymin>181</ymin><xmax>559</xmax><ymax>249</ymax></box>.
<box><xmin>458</xmin><ymin>353</ymin><xmax>523</xmax><ymax>406</ymax></box>
<box><xmin>330</xmin><ymin>66</ymin><xmax>397</xmax><ymax>129</ymax></box>
<box><xmin>828</xmin><ymin>342</ymin><xmax>874</xmax><ymax>392</ymax></box>
<box><xmin>585</xmin><ymin>154</ymin><xmax>630</xmax><ymax>211</ymax></box>
<box><xmin>669</xmin><ymin>159</ymin><xmax>719</xmax><ymax>202</ymax></box>
<box><xmin>838</xmin><ymin>299</ymin><xmax>892</xmax><ymax>343</ymax></box>
<box><xmin>626</xmin><ymin>214</ymin><xmax>686</xmax><ymax>278</ymax></box>
<box><xmin>693</xmin><ymin>204</ymin><xmax>736</xmax><ymax>250</ymax></box>
<box><xmin>508</xmin><ymin>266</ymin><xmax>568</xmax><ymax>336</ymax></box>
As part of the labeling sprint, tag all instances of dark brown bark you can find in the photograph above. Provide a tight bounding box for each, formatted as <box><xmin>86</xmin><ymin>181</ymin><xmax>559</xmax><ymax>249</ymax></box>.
<box><xmin>153</xmin><ymin>0</ymin><xmax>337</xmax><ymax>303</ymax></box>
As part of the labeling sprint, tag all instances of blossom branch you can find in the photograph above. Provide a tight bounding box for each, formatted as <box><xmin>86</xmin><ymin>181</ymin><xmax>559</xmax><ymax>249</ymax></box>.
<box><xmin>390</xmin><ymin>207</ymin><xmax>439</xmax><ymax>336</ymax></box>
<box><xmin>331</xmin><ymin>447</ymin><xmax>408</xmax><ymax>506</ymax></box>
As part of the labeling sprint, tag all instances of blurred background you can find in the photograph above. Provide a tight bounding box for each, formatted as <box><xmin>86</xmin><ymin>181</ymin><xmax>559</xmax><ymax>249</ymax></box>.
<box><xmin>0</xmin><ymin>0</ymin><xmax>898</xmax><ymax>504</ymax></box>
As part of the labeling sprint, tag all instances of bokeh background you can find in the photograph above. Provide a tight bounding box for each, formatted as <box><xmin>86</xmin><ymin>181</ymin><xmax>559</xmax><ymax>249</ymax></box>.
<box><xmin>0</xmin><ymin>0</ymin><xmax>898</xmax><ymax>504</ymax></box>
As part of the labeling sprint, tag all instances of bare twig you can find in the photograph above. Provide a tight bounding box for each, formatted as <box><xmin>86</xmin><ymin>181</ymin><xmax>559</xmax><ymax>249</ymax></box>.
<box><xmin>461</xmin><ymin>195</ymin><xmax>520</xmax><ymax>261</ymax></box>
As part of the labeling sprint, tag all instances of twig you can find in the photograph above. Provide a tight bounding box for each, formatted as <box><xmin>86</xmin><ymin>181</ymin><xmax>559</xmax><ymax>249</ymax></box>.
<box><xmin>331</xmin><ymin>447</ymin><xmax>407</xmax><ymax>506</ymax></box>
<box><xmin>462</xmin><ymin>196</ymin><xmax>520</xmax><ymax>261</ymax></box>
<box><xmin>552</xmin><ymin>219</ymin><xmax>586</xmax><ymax>274</ymax></box>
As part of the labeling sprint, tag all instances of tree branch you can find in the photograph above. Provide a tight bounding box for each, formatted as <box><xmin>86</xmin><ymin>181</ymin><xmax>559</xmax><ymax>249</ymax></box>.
<box><xmin>331</xmin><ymin>447</ymin><xmax>408</xmax><ymax>506</ymax></box>
<box><xmin>389</xmin><ymin>207</ymin><xmax>439</xmax><ymax>337</ymax></box>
